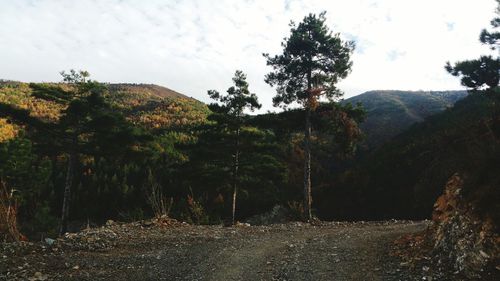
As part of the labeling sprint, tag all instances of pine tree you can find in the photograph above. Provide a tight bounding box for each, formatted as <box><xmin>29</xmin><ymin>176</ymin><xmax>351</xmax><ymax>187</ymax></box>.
<box><xmin>264</xmin><ymin>12</ymin><xmax>354</xmax><ymax>220</ymax></box>
<box><xmin>206</xmin><ymin>70</ymin><xmax>261</xmax><ymax>225</ymax></box>
<box><xmin>446</xmin><ymin>0</ymin><xmax>500</xmax><ymax>93</ymax></box>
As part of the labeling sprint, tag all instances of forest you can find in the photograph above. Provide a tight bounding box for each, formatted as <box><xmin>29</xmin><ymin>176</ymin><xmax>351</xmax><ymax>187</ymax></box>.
<box><xmin>0</xmin><ymin>8</ymin><xmax>498</xmax><ymax>246</ymax></box>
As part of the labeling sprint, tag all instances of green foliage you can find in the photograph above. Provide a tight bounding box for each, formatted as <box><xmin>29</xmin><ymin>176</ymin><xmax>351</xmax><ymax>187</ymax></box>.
<box><xmin>479</xmin><ymin>1</ymin><xmax>500</xmax><ymax>48</ymax></box>
<box><xmin>344</xmin><ymin>90</ymin><xmax>467</xmax><ymax>149</ymax></box>
<box><xmin>1</xmin><ymin>71</ymin><xmax>163</xmax><ymax>235</ymax></box>
<box><xmin>446</xmin><ymin>0</ymin><xmax>500</xmax><ymax>92</ymax></box>
<box><xmin>105</xmin><ymin>83</ymin><xmax>210</xmax><ymax>129</ymax></box>
<box><xmin>118</xmin><ymin>207</ymin><xmax>145</xmax><ymax>222</ymax></box>
<box><xmin>249</xmin><ymin>101</ymin><xmax>365</xmax><ymax>209</ymax></box>
<box><xmin>264</xmin><ymin>11</ymin><xmax>354</xmax><ymax>107</ymax></box>
<box><xmin>0</xmin><ymin>80</ymin><xmax>210</xmax><ymax>136</ymax></box>
<box><xmin>128</xmin><ymin>97</ymin><xmax>209</xmax><ymax>129</ymax></box>
<box><xmin>446</xmin><ymin>56</ymin><xmax>500</xmax><ymax>91</ymax></box>
<box><xmin>180</xmin><ymin>70</ymin><xmax>285</xmax><ymax>223</ymax></box>
<box><xmin>317</xmin><ymin>93</ymin><xmax>500</xmax><ymax>220</ymax></box>
<box><xmin>208</xmin><ymin>70</ymin><xmax>261</xmax><ymax>116</ymax></box>
<box><xmin>264</xmin><ymin>12</ymin><xmax>357</xmax><ymax>220</ymax></box>
<box><xmin>2</xmin><ymin>6</ymin><xmax>499</xmax><ymax>234</ymax></box>
<box><xmin>30</xmin><ymin>202</ymin><xmax>59</xmax><ymax>237</ymax></box>
<box><xmin>0</xmin><ymin>136</ymin><xmax>52</xmax><ymax>206</ymax></box>
<box><xmin>0</xmin><ymin>81</ymin><xmax>64</xmax><ymax>124</ymax></box>
<box><xmin>0</xmin><ymin>136</ymin><xmax>53</xmax><ymax>237</ymax></box>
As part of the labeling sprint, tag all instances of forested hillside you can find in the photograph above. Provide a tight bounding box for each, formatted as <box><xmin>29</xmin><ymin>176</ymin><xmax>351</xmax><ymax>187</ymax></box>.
<box><xmin>1</xmin><ymin>78</ymin><xmax>497</xmax><ymax>236</ymax></box>
<box><xmin>344</xmin><ymin>90</ymin><xmax>467</xmax><ymax>149</ymax></box>
<box><xmin>319</xmin><ymin>91</ymin><xmax>500</xmax><ymax>221</ymax></box>
<box><xmin>0</xmin><ymin>81</ymin><xmax>209</xmax><ymax>135</ymax></box>
<box><xmin>0</xmin><ymin>69</ymin><xmax>366</xmax><ymax>238</ymax></box>
<box><xmin>0</xmin><ymin>79</ymin><xmax>213</xmax><ymax>237</ymax></box>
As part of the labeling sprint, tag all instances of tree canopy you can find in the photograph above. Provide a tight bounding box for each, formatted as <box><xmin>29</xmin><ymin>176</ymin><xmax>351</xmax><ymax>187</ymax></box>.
<box><xmin>446</xmin><ymin>0</ymin><xmax>500</xmax><ymax>93</ymax></box>
<box><xmin>264</xmin><ymin>12</ymin><xmax>354</xmax><ymax>109</ymax></box>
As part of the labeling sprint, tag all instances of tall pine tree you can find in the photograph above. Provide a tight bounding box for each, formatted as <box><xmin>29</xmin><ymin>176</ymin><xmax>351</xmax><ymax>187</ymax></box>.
<box><xmin>264</xmin><ymin>12</ymin><xmax>354</xmax><ymax>220</ymax></box>
<box><xmin>206</xmin><ymin>70</ymin><xmax>261</xmax><ymax>225</ymax></box>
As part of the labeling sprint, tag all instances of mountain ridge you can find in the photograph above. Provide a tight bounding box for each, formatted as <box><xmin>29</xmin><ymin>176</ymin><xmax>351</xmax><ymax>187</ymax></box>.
<box><xmin>343</xmin><ymin>90</ymin><xmax>468</xmax><ymax>149</ymax></box>
<box><xmin>0</xmin><ymin>81</ymin><xmax>209</xmax><ymax>133</ymax></box>
<box><xmin>0</xmin><ymin>81</ymin><xmax>468</xmax><ymax>146</ymax></box>
<box><xmin>107</xmin><ymin>83</ymin><xmax>192</xmax><ymax>100</ymax></box>
<box><xmin>0</xmin><ymin>80</ymin><xmax>194</xmax><ymax>100</ymax></box>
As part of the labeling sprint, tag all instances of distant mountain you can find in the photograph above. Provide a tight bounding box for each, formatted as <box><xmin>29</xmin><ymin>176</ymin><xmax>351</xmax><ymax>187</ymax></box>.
<box><xmin>343</xmin><ymin>90</ymin><xmax>468</xmax><ymax>149</ymax></box>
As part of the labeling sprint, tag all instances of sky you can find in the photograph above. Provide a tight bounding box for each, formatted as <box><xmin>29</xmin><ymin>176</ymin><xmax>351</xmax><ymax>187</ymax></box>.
<box><xmin>0</xmin><ymin>0</ymin><xmax>497</xmax><ymax>112</ymax></box>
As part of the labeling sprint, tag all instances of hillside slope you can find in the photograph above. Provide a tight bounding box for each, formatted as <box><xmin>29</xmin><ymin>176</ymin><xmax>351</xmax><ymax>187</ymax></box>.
<box><xmin>108</xmin><ymin>83</ymin><xmax>191</xmax><ymax>100</ymax></box>
<box><xmin>319</xmin><ymin>92</ymin><xmax>500</xmax><ymax>221</ymax></box>
<box><xmin>343</xmin><ymin>90</ymin><xmax>467</xmax><ymax>149</ymax></box>
<box><xmin>0</xmin><ymin>81</ymin><xmax>209</xmax><ymax>136</ymax></box>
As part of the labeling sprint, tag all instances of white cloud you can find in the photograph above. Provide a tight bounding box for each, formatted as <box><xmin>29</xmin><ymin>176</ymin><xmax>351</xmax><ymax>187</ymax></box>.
<box><xmin>0</xmin><ymin>0</ymin><xmax>497</xmax><ymax>112</ymax></box>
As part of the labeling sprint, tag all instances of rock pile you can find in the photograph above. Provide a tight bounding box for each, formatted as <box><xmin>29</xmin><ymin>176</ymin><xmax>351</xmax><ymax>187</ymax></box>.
<box><xmin>59</xmin><ymin>228</ymin><xmax>118</xmax><ymax>251</ymax></box>
<box><xmin>392</xmin><ymin>173</ymin><xmax>499</xmax><ymax>280</ymax></box>
<box><xmin>429</xmin><ymin>173</ymin><xmax>499</xmax><ymax>279</ymax></box>
<box><xmin>246</xmin><ymin>205</ymin><xmax>292</xmax><ymax>225</ymax></box>
<box><xmin>0</xmin><ymin>216</ymin><xmax>185</xmax><ymax>280</ymax></box>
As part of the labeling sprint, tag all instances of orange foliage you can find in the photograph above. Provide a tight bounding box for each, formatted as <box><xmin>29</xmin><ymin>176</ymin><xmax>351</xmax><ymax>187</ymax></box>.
<box><xmin>0</xmin><ymin>118</ymin><xmax>17</xmax><ymax>142</ymax></box>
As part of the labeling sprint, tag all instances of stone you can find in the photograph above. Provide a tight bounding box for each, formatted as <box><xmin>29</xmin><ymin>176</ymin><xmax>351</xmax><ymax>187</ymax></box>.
<box><xmin>44</xmin><ymin>238</ymin><xmax>55</xmax><ymax>246</ymax></box>
<box><xmin>479</xmin><ymin>250</ymin><xmax>489</xmax><ymax>259</ymax></box>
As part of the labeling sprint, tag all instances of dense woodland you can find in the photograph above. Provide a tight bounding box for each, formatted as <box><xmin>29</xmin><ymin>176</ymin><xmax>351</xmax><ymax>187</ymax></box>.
<box><xmin>1</xmin><ymin>7</ymin><xmax>499</xmax><ymax>241</ymax></box>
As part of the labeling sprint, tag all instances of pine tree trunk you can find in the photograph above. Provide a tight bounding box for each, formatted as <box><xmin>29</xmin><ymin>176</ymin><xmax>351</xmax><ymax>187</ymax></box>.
<box><xmin>231</xmin><ymin>180</ymin><xmax>237</xmax><ymax>225</ymax></box>
<box><xmin>59</xmin><ymin>152</ymin><xmax>74</xmax><ymax>235</ymax></box>
<box><xmin>232</xmin><ymin>128</ymin><xmax>240</xmax><ymax>226</ymax></box>
<box><xmin>303</xmin><ymin>68</ymin><xmax>313</xmax><ymax>222</ymax></box>
<box><xmin>50</xmin><ymin>156</ymin><xmax>58</xmax><ymax>192</ymax></box>
<box><xmin>303</xmin><ymin>107</ymin><xmax>312</xmax><ymax>221</ymax></box>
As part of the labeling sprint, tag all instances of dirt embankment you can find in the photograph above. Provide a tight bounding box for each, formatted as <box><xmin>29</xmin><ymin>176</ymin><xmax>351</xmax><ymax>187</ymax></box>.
<box><xmin>1</xmin><ymin>220</ymin><xmax>433</xmax><ymax>281</ymax></box>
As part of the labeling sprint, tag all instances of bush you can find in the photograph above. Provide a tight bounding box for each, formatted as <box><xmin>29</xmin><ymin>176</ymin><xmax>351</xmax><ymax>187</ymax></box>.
<box><xmin>184</xmin><ymin>195</ymin><xmax>209</xmax><ymax>224</ymax></box>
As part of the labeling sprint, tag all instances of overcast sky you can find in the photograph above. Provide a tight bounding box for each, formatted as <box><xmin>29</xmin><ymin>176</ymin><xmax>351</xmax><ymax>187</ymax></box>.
<box><xmin>0</xmin><ymin>0</ymin><xmax>497</xmax><ymax>111</ymax></box>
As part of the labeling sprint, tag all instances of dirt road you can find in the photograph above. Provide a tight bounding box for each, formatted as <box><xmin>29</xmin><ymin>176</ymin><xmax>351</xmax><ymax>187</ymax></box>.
<box><xmin>1</xmin><ymin>221</ymin><xmax>428</xmax><ymax>281</ymax></box>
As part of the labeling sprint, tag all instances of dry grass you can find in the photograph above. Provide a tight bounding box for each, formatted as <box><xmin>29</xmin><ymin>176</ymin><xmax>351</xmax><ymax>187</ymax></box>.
<box><xmin>0</xmin><ymin>180</ymin><xmax>25</xmax><ymax>241</ymax></box>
